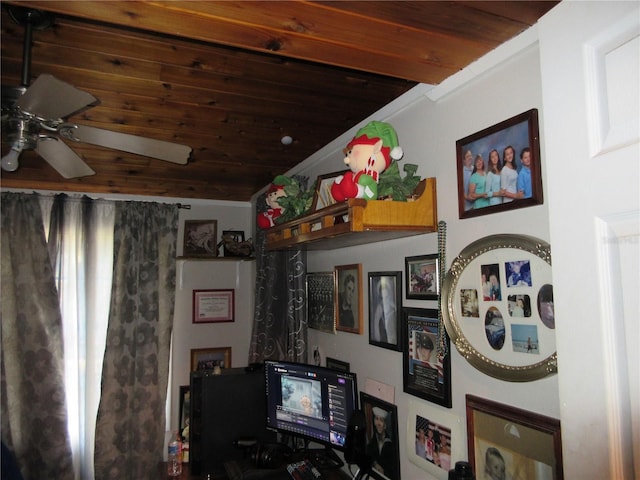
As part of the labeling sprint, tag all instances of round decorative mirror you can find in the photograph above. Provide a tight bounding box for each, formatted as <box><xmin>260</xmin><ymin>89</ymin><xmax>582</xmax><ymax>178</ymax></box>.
<box><xmin>442</xmin><ymin>234</ymin><xmax>557</xmax><ymax>382</ymax></box>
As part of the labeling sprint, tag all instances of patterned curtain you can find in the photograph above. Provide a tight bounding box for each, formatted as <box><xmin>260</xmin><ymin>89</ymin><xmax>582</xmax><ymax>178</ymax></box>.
<box><xmin>93</xmin><ymin>201</ymin><xmax>178</xmax><ymax>480</ymax></box>
<box><xmin>0</xmin><ymin>193</ymin><xmax>74</xmax><ymax>480</ymax></box>
<box><xmin>249</xmin><ymin>191</ymin><xmax>308</xmax><ymax>364</ymax></box>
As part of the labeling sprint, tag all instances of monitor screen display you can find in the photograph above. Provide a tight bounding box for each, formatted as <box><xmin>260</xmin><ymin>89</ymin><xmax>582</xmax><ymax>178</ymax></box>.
<box><xmin>264</xmin><ymin>360</ymin><xmax>358</xmax><ymax>451</ymax></box>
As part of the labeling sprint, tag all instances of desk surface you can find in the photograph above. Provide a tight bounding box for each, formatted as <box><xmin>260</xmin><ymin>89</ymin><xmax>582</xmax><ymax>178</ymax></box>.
<box><xmin>159</xmin><ymin>458</ymin><xmax>351</xmax><ymax>480</ymax></box>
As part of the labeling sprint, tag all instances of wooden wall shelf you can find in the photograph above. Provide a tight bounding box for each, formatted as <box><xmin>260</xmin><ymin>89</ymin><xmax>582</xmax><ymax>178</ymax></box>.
<box><xmin>265</xmin><ymin>178</ymin><xmax>437</xmax><ymax>251</ymax></box>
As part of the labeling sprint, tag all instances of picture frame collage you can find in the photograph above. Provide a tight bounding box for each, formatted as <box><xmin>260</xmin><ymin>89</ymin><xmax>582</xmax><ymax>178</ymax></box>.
<box><xmin>306</xmin><ymin>248</ymin><xmax>452</xmax><ymax>411</ymax></box>
<box><xmin>303</xmin><ymin>111</ymin><xmax>560</xmax><ymax>479</ymax></box>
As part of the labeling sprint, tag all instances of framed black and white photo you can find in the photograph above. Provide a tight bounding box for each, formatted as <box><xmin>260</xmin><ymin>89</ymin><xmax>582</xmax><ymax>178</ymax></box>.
<box><xmin>402</xmin><ymin>307</ymin><xmax>452</xmax><ymax>408</ymax></box>
<box><xmin>368</xmin><ymin>271</ymin><xmax>402</xmax><ymax>351</ymax></box>
<box><xmin>335</xmin><ymin>264</ymin><xmax>363</xmax><ymax>334</ymax></box>
<box><xmin>307</xmin><ymin>272</ymin><xmax>336</xmax><ymax>334</ymax></box>
<box><xmin>405</xmin><ymin>254</ymin><xmax>439</xmax><ymax>300</ymax></box>
<box><xmin>360</xmin><ymin>392</ymin><xmax>401</xmax><ymax>480</ymax></box>
<box><xmin>456</xmin><ymin>109</ymin><xmax>542</xmax><ymax>219</ymax></box>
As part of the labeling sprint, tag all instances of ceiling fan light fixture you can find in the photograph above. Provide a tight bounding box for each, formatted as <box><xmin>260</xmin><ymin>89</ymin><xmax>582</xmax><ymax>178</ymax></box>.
<box><xmin>1</xmin><ymin>144</ymin><xmax>22</xmax><ymax>172</ymax></box>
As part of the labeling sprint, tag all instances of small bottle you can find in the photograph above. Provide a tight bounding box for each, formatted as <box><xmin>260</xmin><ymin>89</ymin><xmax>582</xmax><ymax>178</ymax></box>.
<box><xmin>167</xmin><ymin>431</ymin><xmax>183</xmax><ymax>477</ymax></box>
<box><xmin>448</xmin><ymin>461</ymin><xmax>475</xmax><ymax>480</ymax></box>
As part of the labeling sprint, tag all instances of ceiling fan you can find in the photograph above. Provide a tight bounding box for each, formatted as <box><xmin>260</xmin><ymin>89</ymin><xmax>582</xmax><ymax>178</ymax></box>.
<box><xmin>1</xmin><ymin>6</ymin><xmax>192</xmax><ymax>179</ymax></box>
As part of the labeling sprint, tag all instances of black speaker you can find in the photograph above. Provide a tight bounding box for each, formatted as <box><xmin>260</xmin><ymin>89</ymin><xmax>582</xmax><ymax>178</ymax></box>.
<box><xmin>344</xmin><ymin>410</ymin><xmax>371</xmax><ymax>471</ymax></box>
<box><xmin>189</xmin><ymin>368</ymin><xmax>276</xmax><ymax>476</ymax></box>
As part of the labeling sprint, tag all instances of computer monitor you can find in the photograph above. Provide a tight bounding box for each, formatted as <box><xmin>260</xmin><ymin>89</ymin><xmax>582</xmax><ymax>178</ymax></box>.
<box><xmin>264</xmin><ymin>360</ymin><xmax>358</xmax><ymax>453</ymax></box>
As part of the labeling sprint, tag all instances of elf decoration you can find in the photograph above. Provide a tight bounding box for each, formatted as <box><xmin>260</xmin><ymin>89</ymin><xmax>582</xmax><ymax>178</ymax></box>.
<box><xmin>257</xmin><ymin>176</ymin><xmax>291</xmax><ymax>229</ymax></box>
<box><xmin>330</xmin><ymin>121</ymin><xmax>403</xmax><ymax>202</ymax></box>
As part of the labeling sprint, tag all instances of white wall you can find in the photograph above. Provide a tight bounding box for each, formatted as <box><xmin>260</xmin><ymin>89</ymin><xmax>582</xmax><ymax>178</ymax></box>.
<box><xmin>169</xmin><ymin>200</ymin><xmax>255</xmax><ymax>437</ymax></box>
<box><xmin>282</xmin><ymin>31</ymin><xmax>560</xmax><ymax>480</ymax></box>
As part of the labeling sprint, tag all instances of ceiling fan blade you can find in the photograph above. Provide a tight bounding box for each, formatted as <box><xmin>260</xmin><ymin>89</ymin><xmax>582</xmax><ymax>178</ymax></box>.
<box><xmin>69</xmin><ymin>124</ymin><xmax>191</xmax><ymax>165</ymax></box>
<box><xmin>36</xmin><ymin>137</ymin><xmax>96</xmax><ymax>178</ymax></box>
<box><xmin>17</xmin><ymin>74</ymin><xmax>97</xmax><ymax>119</ymax></box>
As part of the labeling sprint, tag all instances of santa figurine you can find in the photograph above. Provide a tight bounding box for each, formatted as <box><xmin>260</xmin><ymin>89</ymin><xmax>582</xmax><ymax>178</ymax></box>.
<box><xmin>330</xmin><ymin>121</ymin><xmax>403</xmax><ymax>202</ymax></box>
<box><xmin>257</xmin><ymin>176</ymin><xmax>290</xmax><ymax>229</ymax></box>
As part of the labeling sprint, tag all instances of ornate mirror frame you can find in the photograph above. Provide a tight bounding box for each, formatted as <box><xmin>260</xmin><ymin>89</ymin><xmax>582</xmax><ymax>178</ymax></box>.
<box><xmin>442</xmin><ymin>234</ymin><xmax>557</xmax><ymax>382</ymax></box>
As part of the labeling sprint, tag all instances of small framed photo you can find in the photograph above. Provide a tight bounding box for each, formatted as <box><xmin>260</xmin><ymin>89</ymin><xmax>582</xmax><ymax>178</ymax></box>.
<box><xmin>402</xmin><ymin>307</ymin><xmax>452</xmax><ymax>408</ymax></box>
<box><xmin>307</xmin><ymin>272</ymin><xmax>336</xmax><ymax>334</ymax></box>
<box><xmin>368</xmin><ymin>271</ymin><xmax>402</xmax><ymax>351</ymax></box>
<box><xmin>466</xmin><ymin>394</ymin><xmax>563</xmax><ymax>480</ymax></box>
<box><xmin>360</xmin><ymin>392</ymin><xmax>401</xmax><ymax>480</ymax></box>
<box><xmin>456</xmin><ymin>108</ymin><xmax>543</xmax><ymax>219</ymax></box>
<box><xmin>221</xmin><ymin>230</ymin><xmax>250</xmax><ymax>257</ymax></box>
<box><xmin>407</xmin><ymin>399</ymin><xmax>465</xmax><ymax>479</ymax></box>
<box><xmin>405</xmin><ymin>254</ymin><xmax>439</xmax><ymax>300</ymax></box>
<box><xmin>183</xmin><ymin>219</ymin><xmax>218</xmax><ymax>257</ymax></box>
<box><xmin>190</xmin><ymin>346</ymin><xmax>231</xmax><ymax>372</ymax></box>
<box><xmin>326</xmin><ymin>357</ymin><xmax>350</xmax><ymax>372</ymax></box>
<box><xmin>335</xmin><ymin>264</ymin><xmax>363</xmax><ymax>334</ymax></box>
<box><xmin>193</xmin><ymin>289</ymin><xmax>234</xmax><ymax>323</ymax></box>
<box><xmin>311</xmin><ymin>170</ymin><xmax>347</xmax><ymax>211</ymax></box>
<box><xmin>179</xmin><ymin>385</ymin><xmax>190</xmax><ymax>441</ymax></box>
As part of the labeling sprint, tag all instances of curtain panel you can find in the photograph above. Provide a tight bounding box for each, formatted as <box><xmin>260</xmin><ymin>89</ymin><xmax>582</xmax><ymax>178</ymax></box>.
<box><xmin>1</xmin><ymin>193</ymin><xmax>74</xmax><ymax>480</ymax></box>
<box><xmin>249</xmin><ymin>187</ymin><xmax>308</xmax><ymax>364</ymax></box>
<box><xmin>93</xmin><ymin>201</ymin><xmax>178</xmax><ymax>480</ymax></box>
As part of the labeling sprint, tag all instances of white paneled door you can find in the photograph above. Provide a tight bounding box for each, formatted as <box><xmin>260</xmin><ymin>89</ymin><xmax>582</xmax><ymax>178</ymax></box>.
<box><xmin>539</xmin><ymin>2</ymin><xmax>639</xmax><ymax>479</ymax></box>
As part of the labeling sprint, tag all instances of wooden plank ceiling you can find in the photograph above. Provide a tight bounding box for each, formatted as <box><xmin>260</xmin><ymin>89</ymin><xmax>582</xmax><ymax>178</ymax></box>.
<box><xmin>0</xmin><ymin>1</ymin><xmax>558</xmax><ymax>201</ymax></box>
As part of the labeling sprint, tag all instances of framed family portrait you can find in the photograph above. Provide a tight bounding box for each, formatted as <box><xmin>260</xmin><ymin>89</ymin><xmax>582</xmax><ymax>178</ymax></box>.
<box><xmin>360</xmin><ymin>392</ymin><xmax>401</xmax><ymax>480</ymax></box>
<box><xmin>368</xmin><ymin>271</ymin><xmax>402</xmax><ymax>351</ymax></box>
<box><xmin>466</xmin><ymin>394</ymin><xmax>563</xmax><ymax>480</ymax></box>
<box><xmin>407</xmin><ymin>399</ymin><xmax>465</xmax><ymax>479</ymax></box>
<box><xmin>335</xmin><ymin>264</ymin><xmax>363</xmax><ymax>334</ymax></box>
<box><xmin>402</xmin><ymin>307</ymin><xmax>452</xmax><ymax>408</ymax></box>
<box><xmin>183</xmin><ymin>219</ymin><xmax>218</xmax><ymax>257</ymax></box>
<box><xmin>190</xmin><ymin>346</ymin><xmax>231</xmax><ymax>372</ymax></box>
<box><xmin>405</xmin><ymin>254</ymin><xmax>439</xmax><ymax>300</ymax></box>
<box><xmin>306</xmin><ymin>271</ymin><xmax>336</xmax><ymax>334</ymax></box>
<box><xmin>456</xmin><ymin>109</ymin><xmax>542</xmax><ymax>219</ymax></box>
<box><xmin>193</xmin><ymin>289</ymin><xmax>234</xmax><ymax>323</ymax></box>
<box><xmin>441</xmin><ymin>234</ymin><xmax>557</xmax><ymax>382</ymax></box>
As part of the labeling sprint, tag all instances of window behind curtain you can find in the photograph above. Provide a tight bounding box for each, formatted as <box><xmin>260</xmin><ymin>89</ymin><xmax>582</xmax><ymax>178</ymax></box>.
<box><xmin>40</xmin><ymin>196</ymin><xmax>115</xmax><ymax>480</ymax></box>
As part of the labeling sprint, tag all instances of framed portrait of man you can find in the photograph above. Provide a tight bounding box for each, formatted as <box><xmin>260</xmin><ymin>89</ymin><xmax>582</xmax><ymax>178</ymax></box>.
<box><xmin>334</xmin><ymin>264</ymin><xmax>363</xmax><ymax>334</ymax></box>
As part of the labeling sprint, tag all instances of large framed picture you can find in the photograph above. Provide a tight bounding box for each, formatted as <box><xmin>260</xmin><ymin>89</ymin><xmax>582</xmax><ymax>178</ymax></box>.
<box><xmin>368</xmin><ymin>271</ymin><xmax>402</xmax><ymax>351</ymax></box>
<box><xmin>441</xmin><ymin>234</ymin><xmax>557</xmax><ymax>382</ymax></box>
<box><xmin>402</xmin><ymin>307</ymin><xmax>452</xmax><ymax>408</ymax></box>
<box><xmin>193</xmin><ymin>289</ymin><xmax>234</xmax><ymax>323</ymax></box>
<box><xmin>456</xmin><ymin>109</ymin><xmax>542</xmax><ymax>219</ymax></box>
<box><xmin>183</xmin><ymin>219</ymin><xmax>218</xmax><ymax>257</ymax></box>
<box><xmin>360</xmin><ymin>392</ymin><xmax>401</xmax><ymax>480</ymax></box>
<box><xmin>190</xmin><ymin>346</ymin><xmax>231</xmax><ymax>372</ymax></box>
<box><xmin>335</xmin><ymin>264</ymin><xmax>363</xmax><ymax>334</ymax></box>
<box><xmin>466</xmin><ymin>394</ymin><xmax>563</xmax><ymax>480</ymax></box>
<box><xmin>407</xmin><ymin>399</ymin><xmax>465</xmax><ymax>479</ymax></box>
<box><xmin>405</xmin><ymin>254</ymin><xmax>439</xmax><ymax>300</ymax></box>
<box><xmin>306</xmin><ymin>271</ymin><xmax>336</xmax><ymax>334</ymax></box>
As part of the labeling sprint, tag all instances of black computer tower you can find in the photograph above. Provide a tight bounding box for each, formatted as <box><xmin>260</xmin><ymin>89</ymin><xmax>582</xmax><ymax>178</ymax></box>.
<box><xmin>189</xmin><ymin>367</ymin><xmax>276</xmax><ymax>476</ymax></box>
